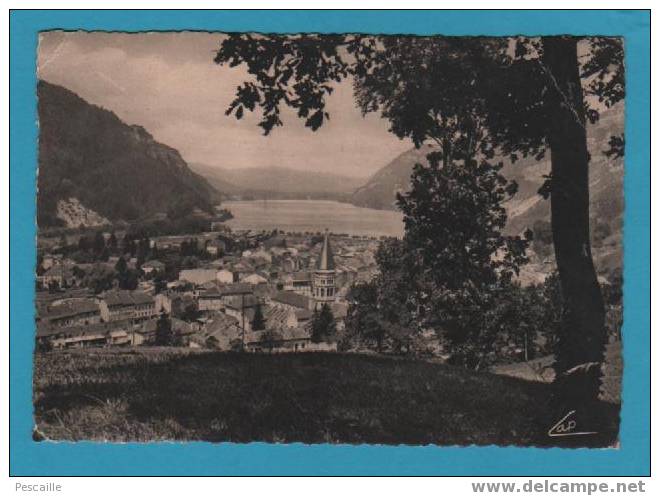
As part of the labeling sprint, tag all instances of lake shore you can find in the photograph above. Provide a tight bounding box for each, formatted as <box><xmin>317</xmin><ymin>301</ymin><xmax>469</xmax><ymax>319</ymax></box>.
<box><xmin>223</xmin><ymin>199</ymin><xmax>404</xmax><ymax>238</ymax></box>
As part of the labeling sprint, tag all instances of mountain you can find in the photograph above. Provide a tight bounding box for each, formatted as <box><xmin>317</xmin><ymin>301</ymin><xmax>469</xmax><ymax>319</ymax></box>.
<box><xmin>349</xmin><ymin>106</ymin><xmax>624</xmax><ymax>277</ymax></box>
<box><xmin>191</xmin><ymin>163</ymin><xmax>365</xmax><ymax>199</ymax></box>
<box><xmin>350</xmin><ymin>108</ymin><xmax>624</xmax><ymax>232</ymax></box>
<box><xmin>350</xmin><ymin>145</ymin><xmax>436</xmax><ymax>211</ymax></box>
<box><xmin>37</xmin><ymin>81</ymin><xmax>221</xmax><ymax>228</ymax></box>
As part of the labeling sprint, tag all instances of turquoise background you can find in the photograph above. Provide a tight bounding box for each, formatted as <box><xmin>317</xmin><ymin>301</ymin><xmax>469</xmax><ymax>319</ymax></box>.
<box><xmin>9</xmin><ymin>10</ymin><xmax>650</xmax><ymax>475</ymax></box>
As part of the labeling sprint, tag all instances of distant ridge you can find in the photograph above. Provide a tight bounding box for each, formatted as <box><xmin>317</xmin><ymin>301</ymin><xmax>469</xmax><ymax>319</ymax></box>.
<box><xmin>190</xmin><ymin>163</ymin><xmax>365</xmax><ymax>199</ymax></box>
<box><xmin>37</xmin><ymin>80</ymin><xmax>221</xmax><ymax>227</ymax></box>
<box><xmin>348</xmin><ymin>107</ymin><xmax>624</xmax><ymax>234</ymax></box>
<box><xmin>347</xmin><ymin>107</ymin><xmax>624</xmax><ymax>276</ymax></box>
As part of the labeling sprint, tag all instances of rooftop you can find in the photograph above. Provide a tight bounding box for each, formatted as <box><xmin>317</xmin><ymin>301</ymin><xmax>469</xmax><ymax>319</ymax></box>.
<box><xmin>271</xmin><ymin>290</ymin><xmax>312</xmax><ymax>310</ymax></box>
<box><xmin>41</xmin><ymin>299</ymin><xmax>100</xmax><ymax>320</ymax></box>
<box><xmin>102</xmin><ymin>290</ymin><xmax>153</xmax><ymax>307</ymax></box>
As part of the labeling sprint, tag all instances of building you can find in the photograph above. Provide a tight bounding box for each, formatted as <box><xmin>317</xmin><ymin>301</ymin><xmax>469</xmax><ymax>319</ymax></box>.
<box><xmin>139</xmin><ymin>318</ymin><xmax>200</xmax><ymax>346</ymax></box>
<box><xmin>205</xmin><ymin>239</ymin><xmax>227</xmax><ymax>256</ymax></box>
<box><xmin>242</xmin><ymin>273</ymin><xmax>268</xmax><ymax>286</ymax></box>
<box><xmin>282</xmin><ymin>271</ymin><xmax>313</xmax><ymax>296</ymax></box>
<box><xmin>141</xmin><ymin>260</ymin><xmax>165</xmax><ymax>275</ymax></box>
<box><xmin>39</xmin><ymin>299</ymin><xmax>101</xmax><ymax>328</ymax></box>
<box><xmin>233</xmin><ymin>261</ymin><xmax>257</xmax><ymax>281</ymax></box>
<box><xmin>40</xmin><ymin>254</ymin><xmax>63</xmax><ymax>271</ymax></box>
<box><xmin>245</xmin><ymin>325</ymin><xmax>338</xmax><ymax>353</ymax></box>
<box><xmin>196</xmin><ymin>313</ymin><xmax>243</xmax><ymax>350</ymax></box>
<box><xmin>197</xmin><ymin>287</ymin><xmax>225</xmax><ymax>312</ymax></box>
<box><xmin>216</xmin><ymin>269</ymin><xmax>235</xmax><ymax>284</ymax></box>
<box><xmin>224</xmin><ymin>294</ymin><xmax>259</xmax><ymax>333</ymax></box>
<box><xmin>98</xmin><ymin>290</ymin><xmax>156</xmax><ymax>322</ymax></box>
<box><xmin>312</xmin><ymin>229</ymin><xmax>337</xmax><ymax>307</ymax></box>
<box><xmin>217</xmin><ymin>282</ymin><xmax>254</xmax><ymax>300</ymax></box>
<box><xmin>37</xmin><ymin>264</ymin><xmax>76</xmax><ymax>289</ymax></box>
<box><xmin>179</xmin><ymin>269</ymin><xmax>218</xmax><ymax>286</ymax></box>
<box><xmin>280</xmin><ymin>257</ymin><xmax>303</xmax><ymax>273</ymax></box>
<box><xmin>264</xmin><ymin>305</ymin><xmax>312</xmax><ymax>330</ymax></box>
<box><xmin>154</xmin><ymin>291</ymin><xmax>193</xmax><ymax>317</ymax></box>
<box><xmin>270</xmin><ymin>290</ymin><xmax>315</xmax><ymax>312</ymax></box>
<box><xmin>36</xmin><ymin>319</ymin><xmax>135</xmax><ymax>349</ymax></box>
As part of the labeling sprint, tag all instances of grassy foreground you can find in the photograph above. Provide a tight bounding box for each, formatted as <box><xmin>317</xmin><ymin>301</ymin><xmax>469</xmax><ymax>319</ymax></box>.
<box><xmin>33</xmin><ymin>349</ymin><xmax>619</xmax><ymax>446</ymax></box>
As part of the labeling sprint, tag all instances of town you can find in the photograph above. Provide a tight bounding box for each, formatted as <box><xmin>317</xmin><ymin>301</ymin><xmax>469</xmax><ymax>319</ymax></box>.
<box><xmin>35</xmin><ymin>220</ymin><xmax>382</xmax><ymax>354</ymax></box>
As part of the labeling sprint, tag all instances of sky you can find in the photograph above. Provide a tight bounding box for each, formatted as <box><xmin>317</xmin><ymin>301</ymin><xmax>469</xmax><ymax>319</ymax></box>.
<box><xmin>37</xmin><ymin>31</ymin><xmax>412</xmax><ymax>179</ymax></box>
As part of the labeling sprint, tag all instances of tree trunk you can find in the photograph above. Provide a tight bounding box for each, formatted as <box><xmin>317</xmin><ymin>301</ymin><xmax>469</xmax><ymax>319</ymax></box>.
<box><xmin>541</xmin><ymin>37</ymin><xmax>606</xmax><ymax>407</ymax></box>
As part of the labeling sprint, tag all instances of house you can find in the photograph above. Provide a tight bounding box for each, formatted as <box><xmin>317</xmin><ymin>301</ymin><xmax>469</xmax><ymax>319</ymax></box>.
<box><xmin>39</xmin><ymin>298</ymin><xmax>101</xmax><ymax>328</ymax></box>
<box><xmin>154</xmin><ymin>291</ymin><xmax>193</xmax><ymax>317</ymax></box>
<box><xmin>282</xmin><ymin>271</ymin><xmax>312</xmax><ymax>296</ymax></box>
<box><xmin>224</xmin><ymin>294</ymin><xmax>259</xmax><ymax>332</ymax></box>
<box><xmin>36</xmin><ymin>319</ymin><xmax>135</xmax><ymax>349</ymax></box>
<box><xmin>197</xmin><ymin>287</ymin><xmax>225</xmax><ymax>312</ymax></box>
<box><xmin>217</xmin><ymin>282</ymin><xmax>254</xmax><ymax>299</ymax></box>
<box><xmin>40</xmin><ymin>254</ymin><xmax>63</xmax><ymax>271</ymax></box>
<box><xmin>270</xmin><ymin>290</ymin><xmax>315</xmax><ymax>311</ymax></box>
<box><xmin>141</xmin><ymin>260</ymin><xmax>165</xmax><ymax>275</ymax></box>
<box><xmin>139</xmin><ymin>317</ymin><xmax>200</xmax><ymax>346</ymax></box>
<box><xmin>232</xmin><ymin>260</ymin><xmax>256</xmax><ymax>280</ymax></box>
<box><xmin>98</xmin><ymin>290</ymin><xmax>156</xmax><ymax>322</ymax></box>
<box><xmin>249</xmin><ymin>248</ymin><xmax>272</xmax><ymax>263</ymax></box>
<box><xmin>179</xmin><ymin>268</ymin><xmax>218</xmax><ymax>286</ymax></box>
<box><xmin>245</xmin><ymin>324</ymin><xmax>338</xmax><ymax>353</ymax></box>
<box><xmin>280</xmin><ymin>257</ymin><xmax>302</xmax><ymax>273</ymax></box>
<box><xmin>264</xmin><ymin>305</ymin><xmax>312</xmax><ymax>330</ymax></box>
<box><xmin>242</xmin><ymin>273</ymin><xmax>268</xmax><ymax>286</ymax></box>
<box><xmin>35</xmin><ymin>288</ymin><xmax>93</xmax><ymax>312</ymax></box>
<box><xmin>216</xmin><ymin>269</ymin><xmax>235</xmax><ymax>284</ymax></box>
<box><xmin>37</xmin><ymin>265</ymin><xmax>76</xmax><ymax>289</ymax></box>
<box><xmin>205</xmin><ymin>239</ymin><xmax>227</xmax><ymax>256</ymax></box>
<box><xmin>262</xmin><ymin>265</ymin><xmax>279</xmax><ymax>280</ymax></box>
<box><xmin>195</xmin><ymin>312</ymin><xmax>243</xmax><ymax>350</ymax></box>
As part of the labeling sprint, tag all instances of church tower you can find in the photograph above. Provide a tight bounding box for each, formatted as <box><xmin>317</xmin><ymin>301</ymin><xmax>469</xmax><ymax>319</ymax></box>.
<box><xmin>313</xmin><ymin>229</ymin><xmax>336</xmax><ymax>307</ymax></box>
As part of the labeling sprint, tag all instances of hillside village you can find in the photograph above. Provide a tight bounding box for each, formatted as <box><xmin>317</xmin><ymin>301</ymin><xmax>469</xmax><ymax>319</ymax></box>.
<box><xmin>36</xmin><ymin>226</ymin><xmax>381</xmax><ymax>353</ymax></box>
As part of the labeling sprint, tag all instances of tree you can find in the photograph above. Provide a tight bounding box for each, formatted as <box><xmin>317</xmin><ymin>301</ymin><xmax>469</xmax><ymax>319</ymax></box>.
<box><xmin>539</xmin><ymin>272</ymin><xmax>564</xmax><ymax>354</ymax></box>
<box><xmin>251</xmin><ymin>303</ymin><xmax>266</xmax><ymax>331</ymax></box>
<box><xmin>311</xmin><ymin>303</ymin><xmax>336</xmax><ymax>343</ymax></box>
<box><xmin>92</xmin><ymin>273</ymin><xmax>113</xmax><ymax>294</ymax></box>
<box><xmin>396</xmin><ymin>148</ymin><xmax>531</xmax><ymax>367</ymax></box>
<box><xmin>345</xmin><ymin>280</ymin><xmax>385</xmax><ymax>352</ymax></box>
<box><xmin>99</xmin><ymin>246</ymin><xmax>110</xmax><ymax>262</ymax></box>
<box><xmin>114</xmin><ymin>256</ymin><xmax>127</xmax><ymax>274</ymax></box>
<box><xmin>77</xmin><ymin>235</ymin><xmax>90</xmax><ymax>252</ymax></box>
<box><xmin>181</xmin><ymin>303</ymin><xmax>200</xmax><ymax>322</ymax></box>
<box><xmin>532</xmin><ymin>219</ymin><xmax>554</xmax><ymax>259</ymax></box>
<box><xmin>107</xmin><ymin>232</ymin><xmax>118</xmax><ymax>251</ymax></box>
<box><xmin>372</xmin><ymin>238</ymin><xmax>424</xmax><ymax>354</ymax></box>
<box><xmin>155</xmin><ymin>311</ymin><xmax>174</xmax><ymax>346</ymax></box>
<box><xmin>215</xmin><ymin>34</ymin><xmax>623</xmax><ymax>408</ymax></box>
<box><xmin>121</xmin><ymin>233</ymin><xmax>133</xmax><ymax>254</ymax></box>
<box><xmin>153</xmin><ymin>274</ymin><xmax>167</xmax><ymax>295</ymax></box>
<box><xmin>136</xmin><ymin>237</ymin><xmax>150</xmax><ymax>268</ymax></box>
<box><xmin>93</xmin><ymin>231</ymin><xmax>106</xmax><ymax>256</ymax></box>
<box><xmin>118</xmin><ymin>269</ymin><xmax>139</xmax><ymax>290</ymax></box>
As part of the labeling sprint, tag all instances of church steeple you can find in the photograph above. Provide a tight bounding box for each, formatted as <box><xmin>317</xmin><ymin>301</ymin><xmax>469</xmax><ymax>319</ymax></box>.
<box><xmin>316</xmin><ymin>229</ymin><xmax>335</xmax><ymax>271</ymax></box>
<box><xmin>313</xmin><ymin>229</ymin><xmax>336</xmax><ymax>306</ymax></box>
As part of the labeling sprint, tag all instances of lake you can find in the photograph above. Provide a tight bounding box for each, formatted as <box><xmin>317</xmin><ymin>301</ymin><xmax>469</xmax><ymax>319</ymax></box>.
<box><xmin>223</xmin><ymin>200</ymin><xmax>404</xmax><ymax>237</ymax></box>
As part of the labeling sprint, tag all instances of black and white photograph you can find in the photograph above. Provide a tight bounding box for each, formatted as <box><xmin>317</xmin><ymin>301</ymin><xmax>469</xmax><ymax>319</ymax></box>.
<box><xmin>33</xmin><ymin>31</ymin><xmax>624</xmax><ymax>447</ymax></box>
